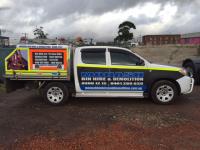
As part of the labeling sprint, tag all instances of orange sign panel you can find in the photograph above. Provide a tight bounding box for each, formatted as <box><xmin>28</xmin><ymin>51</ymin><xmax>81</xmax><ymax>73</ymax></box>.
<box><xmin>29</xmin><ymin>49</ymin><xmax>67</xmax><ymax>70</ymax></box>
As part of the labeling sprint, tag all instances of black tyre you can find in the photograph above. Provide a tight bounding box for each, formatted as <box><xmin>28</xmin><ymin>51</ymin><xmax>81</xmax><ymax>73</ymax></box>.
<box><xmin>151</xmin><ymin>80</ymin><xmax>178</xmax><ymax>105</ymax></box>
<box><xmin>43</xmin><ymin>82</ymin><xmax>69</xmax><ymax>106</ymax></box>
<box><xmin>183</xmin><ymin>61</ymin><xmax>198</xmax><ymax>84</ymax></box>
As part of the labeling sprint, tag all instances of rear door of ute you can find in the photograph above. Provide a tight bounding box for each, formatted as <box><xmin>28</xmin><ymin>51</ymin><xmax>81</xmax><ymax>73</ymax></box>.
<box><xmin>74</xmin><ymin>47</ymin><xmax>110</xmax><ymax>94</ymax></box>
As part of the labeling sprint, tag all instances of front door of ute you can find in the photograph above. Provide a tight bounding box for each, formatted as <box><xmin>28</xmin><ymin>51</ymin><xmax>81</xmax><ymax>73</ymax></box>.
<box><xmin>107</xmin><ymin>48</ymin><xmax>147</xmax><ymax>96</ymax></box>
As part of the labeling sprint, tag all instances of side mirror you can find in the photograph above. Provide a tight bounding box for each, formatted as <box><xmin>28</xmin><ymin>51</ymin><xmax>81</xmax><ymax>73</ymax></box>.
<box><xmin>137</xmin><ymin>59</ymin><xmax>145</xmax><ymax>66</ymax></box>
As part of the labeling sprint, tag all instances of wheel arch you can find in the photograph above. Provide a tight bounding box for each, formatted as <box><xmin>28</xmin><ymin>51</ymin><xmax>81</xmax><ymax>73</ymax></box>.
<box><xmin>38</xmin><ymin>81</ymin><xmax>74</xmax><ymax>97</ymax></box>
<box><xmin>149</xmin><ymin>78</ymin><xmax>181</xmax><ymax>95</ymax></box>
<box><xmin>39</xmin><ymin>81</ymin><xmax>72</xmax><ymax>88</ymax></box>
<box><xmin>42</xmin><ymin>81</ymin><xmax>71</xmax><ymax>105</ymax></box>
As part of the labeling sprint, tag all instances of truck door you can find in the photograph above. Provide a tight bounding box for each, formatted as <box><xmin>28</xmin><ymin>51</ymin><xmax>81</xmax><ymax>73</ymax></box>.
<box><xmin>74</xmin><ymin>48</ymin><xmax>110</xmax><ymax>94</ymax></box>
<box><xmin>107</xmin><ymin>48</ymin><xmax>147</xmax><ymax>97</ymax></box>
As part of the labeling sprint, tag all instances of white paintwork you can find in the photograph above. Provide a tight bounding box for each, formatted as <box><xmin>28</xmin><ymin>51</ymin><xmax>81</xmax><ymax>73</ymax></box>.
<box><xmin>176</xmin><ymin>76</ymin><xmax>194</xmax><ymax>94</ymax></box>
<box><xmin>74</xmin><ymin>47</ymin><xmax>82</xmax><ymax>93</ymax></box>
<box><xmin>75</xmin><ymin>92</ymin><xmax>143</xmax><ymax>98</ymax></box>
<box><xmin>149</xmin><ymin>63</ymin><xmax>180</xmax><ymax>70</ymax></box>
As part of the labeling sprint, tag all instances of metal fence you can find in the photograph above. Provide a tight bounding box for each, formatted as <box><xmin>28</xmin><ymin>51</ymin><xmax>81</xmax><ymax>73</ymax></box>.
<box><xmin>0</xmin><ymin>47</ymin><xmax>15</xmax><ymax>82</ymax></box>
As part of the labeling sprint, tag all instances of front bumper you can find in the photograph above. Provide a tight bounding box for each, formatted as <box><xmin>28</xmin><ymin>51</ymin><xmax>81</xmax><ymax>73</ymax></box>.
<box><xmin>176</xmin><ymin>76</ymin><xmax>194</xmax><ymax>94</ymax></box>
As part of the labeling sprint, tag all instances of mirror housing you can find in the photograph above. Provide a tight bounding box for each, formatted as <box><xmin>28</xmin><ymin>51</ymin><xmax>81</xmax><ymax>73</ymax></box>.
<box><xmin>137</xmin><ymin>59</ymin><xmax>145</xmax><ymax>66</ymax></box>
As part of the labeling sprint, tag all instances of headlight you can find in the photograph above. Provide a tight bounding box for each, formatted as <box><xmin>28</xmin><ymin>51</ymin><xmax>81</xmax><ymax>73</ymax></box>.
<box><xmin>179</xmin><ymin>68</ymin><xmax>187</xmax><ymax>76</ymax></box>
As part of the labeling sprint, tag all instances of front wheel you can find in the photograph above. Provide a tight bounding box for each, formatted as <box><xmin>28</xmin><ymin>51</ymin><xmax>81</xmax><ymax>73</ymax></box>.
<box><xmin>151</xmin><ymin>80</ymin><xmax>178</xmax><ymax>104</ymax></box>
<box><xmin>43</xmin><ymin>82</ymin><xmax>69</xmax><ymax>106</ymax></box>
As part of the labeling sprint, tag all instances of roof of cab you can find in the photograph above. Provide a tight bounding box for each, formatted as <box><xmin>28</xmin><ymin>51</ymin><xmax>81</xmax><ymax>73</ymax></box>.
<box><xmin>78</xmin><ymin>46</ymin><xmax>132</xmax><ymax>52</ymax></box>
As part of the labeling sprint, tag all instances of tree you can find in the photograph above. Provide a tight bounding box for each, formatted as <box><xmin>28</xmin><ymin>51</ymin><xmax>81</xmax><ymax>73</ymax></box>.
<box><xmin>75</xmin><ymin>36</ymin><xmax>84</xmax><ymax>45</ymax></box>
<box><xmin>114</xmin><ymin>21</ymin><xmax>136</xmax><ymax>43</ymax></box>
<box><xmin>33</xmin><ymin>26</ymin><xmax>48</xmax><ymax>39</ymax></box>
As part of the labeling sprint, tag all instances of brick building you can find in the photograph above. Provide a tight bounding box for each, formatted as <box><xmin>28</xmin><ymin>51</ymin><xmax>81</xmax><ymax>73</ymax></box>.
<box><xmin>180</xmin><ymin>32</ymin><xmax>200</xmax><ymax>45</ymax></box>
<box><xmin>142</xmin><ymin>34</ymin><xmax>180</xmax><ymax>45</ymax></box>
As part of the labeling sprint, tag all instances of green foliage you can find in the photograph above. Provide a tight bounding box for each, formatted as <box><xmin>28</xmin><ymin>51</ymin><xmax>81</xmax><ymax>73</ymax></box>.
<box><xmin>33</xmin><ymin>26</ymin><xmax>48</xmax><ymax>39</ymax></box>
<box><xmin>114</xmin><ymin>21</ymin><xmax>136</xmax><ymax>43</ymax></box>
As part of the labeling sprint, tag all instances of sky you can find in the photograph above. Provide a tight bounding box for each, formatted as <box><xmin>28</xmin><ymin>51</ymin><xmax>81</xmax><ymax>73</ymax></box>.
<box><xmin>0</xmin><ymin>0</ymin><xmax>200</xmax><ymax>42</ymax></box>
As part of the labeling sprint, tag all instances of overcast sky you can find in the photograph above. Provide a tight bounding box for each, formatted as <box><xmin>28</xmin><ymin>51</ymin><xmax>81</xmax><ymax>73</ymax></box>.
<box><xmin>0</xmin><ymin>0</ymin><xmax>200</xmax><ymax>42</ymax></box>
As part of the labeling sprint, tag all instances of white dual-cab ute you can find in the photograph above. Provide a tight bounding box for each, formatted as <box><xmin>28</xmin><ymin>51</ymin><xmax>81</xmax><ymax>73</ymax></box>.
<box><xmin>4</xmin><ymin>45</ymin><xmax>194</xmax><ymax>105</ymax></box>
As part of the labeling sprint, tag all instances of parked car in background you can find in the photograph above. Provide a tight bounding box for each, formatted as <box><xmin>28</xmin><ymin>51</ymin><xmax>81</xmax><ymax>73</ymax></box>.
<box><xmin>183</xmin><ymin>56</ymin><xmax>200</xmax><ymax>84</ymax></box>
<box><xmin>130</xmin><ymin>42</ymin><xmax>139</xmax><ymax>47</ymax></box>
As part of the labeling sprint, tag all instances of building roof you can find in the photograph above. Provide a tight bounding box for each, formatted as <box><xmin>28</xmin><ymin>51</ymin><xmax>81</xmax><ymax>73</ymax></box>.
<box><xmin>0</xmin><ymin>36</ymin><xmax>9</xmax><ymax>39</ymax></box>
<box><xmin>181</xmin><ymin>32</ymin><xmax>200</xmax><ymax>38</ymax></box>
<box><xmin>143</xmin><ymin>34</ymin><xmax>180</xmax><ymax>37</ymax></box>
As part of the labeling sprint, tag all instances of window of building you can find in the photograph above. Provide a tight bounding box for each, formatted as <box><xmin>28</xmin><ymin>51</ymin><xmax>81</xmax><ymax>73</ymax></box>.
<box><xmin>81</xmin><ymin>48</ymin><xmax>106</xmax><ymax>65</ymax></box>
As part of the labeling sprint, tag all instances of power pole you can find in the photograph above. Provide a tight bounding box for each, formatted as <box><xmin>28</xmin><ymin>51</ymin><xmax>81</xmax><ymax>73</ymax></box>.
<box><xmin>22</xmin><ymin>33</ymin><xmax>28</xmax><ymax>43</ymax></box>
<box><xmin>22</xmin><ymin>33</ymin><xmax>28</xmax><ymax>39</ymax></box>
<box><xmin>90</xmin><ymin>38</ymin><xmax>93</xmax><ymax>45</ymax></box>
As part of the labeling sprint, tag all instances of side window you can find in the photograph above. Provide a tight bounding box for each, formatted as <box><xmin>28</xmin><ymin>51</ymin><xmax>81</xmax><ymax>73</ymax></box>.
<box><xmin>110</xmin><ymin>49</ymin><xmax>141</xmax><ymax>66</ymax></box>
<box><xmin>81</xmin><ymin>48</ymin><xmax>106</xmax><ymax>65</ymax></box>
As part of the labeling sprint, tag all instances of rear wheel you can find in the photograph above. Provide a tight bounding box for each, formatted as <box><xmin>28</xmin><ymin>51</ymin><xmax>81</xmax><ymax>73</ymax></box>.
<box><xmin>43</xmin><ymin>82</ymin><xmax>69</xmax><ymax>105</ymax></box>
<box><xmin>151</xmin><ymin>80</ymin><xmax>178</xmax><ymax>104</ymax></box>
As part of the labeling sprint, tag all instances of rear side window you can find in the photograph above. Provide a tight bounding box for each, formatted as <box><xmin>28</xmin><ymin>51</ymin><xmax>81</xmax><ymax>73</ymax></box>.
<box><xmin>81</xmin><ymin>48</ymin><xmax>106</xmax><ymax>65</ymax></box>
<box><xmin>109</xmin><ymin>49</ymin><xmax>140</xmax><ymax>66</ymax></box>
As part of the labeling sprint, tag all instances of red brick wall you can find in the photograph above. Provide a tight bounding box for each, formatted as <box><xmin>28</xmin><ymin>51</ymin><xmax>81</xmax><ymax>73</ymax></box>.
<box><xmin>143</xmin><ymin>35</ymin><xmax>180</xmax><ymax>45</ymax></box>
<box><xmin>180</xmin><ymin>37</ymin><xmax>200</xmax><ymax>45</ymax></box>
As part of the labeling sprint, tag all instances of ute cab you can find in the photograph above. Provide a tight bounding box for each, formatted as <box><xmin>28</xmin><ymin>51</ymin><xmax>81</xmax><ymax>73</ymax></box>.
<box><xmin>68</xmin><ymin>46</ymin><xmax>194</xmax><ymax>105</ymax></box>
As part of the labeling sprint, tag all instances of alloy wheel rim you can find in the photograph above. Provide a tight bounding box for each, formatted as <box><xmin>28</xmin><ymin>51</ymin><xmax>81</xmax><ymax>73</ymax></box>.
<box><xmin>47</xmin><ymin>87</ymin><xmax>64</xmax><ymax>103</ymax></box>
<box><xmin>156</xmin><ymin>85</ymin><xmax>174</xmax><ymax>102</ymax></box>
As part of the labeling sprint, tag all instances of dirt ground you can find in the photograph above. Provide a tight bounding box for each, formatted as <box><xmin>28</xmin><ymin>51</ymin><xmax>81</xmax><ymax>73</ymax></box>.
<box><xmin>0</xmin><ymin>86</ymin><xmax>199</xmax><ymax>150</ymax></box>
